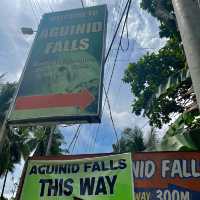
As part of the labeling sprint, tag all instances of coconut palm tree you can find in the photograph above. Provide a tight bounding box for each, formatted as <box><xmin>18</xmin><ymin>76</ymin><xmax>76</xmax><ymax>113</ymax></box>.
<box><xmin>0</xmin><ymin>79</ymin><xmax>65</xmax><ymax>198</ymax></box>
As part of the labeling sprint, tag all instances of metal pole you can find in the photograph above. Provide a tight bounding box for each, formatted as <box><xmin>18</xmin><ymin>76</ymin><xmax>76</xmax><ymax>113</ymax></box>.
<box><xmin>45</xmin><ymin>126</ymin><xmax>56</xmax><ymax>156</ymax></box>
<box><xmin>172</xmin><ymin>0</ymin><xmax>200</xmax><ymax>109</ymax></box>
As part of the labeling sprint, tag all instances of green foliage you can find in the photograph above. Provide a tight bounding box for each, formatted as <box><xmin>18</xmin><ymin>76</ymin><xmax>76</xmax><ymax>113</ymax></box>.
<box><xmin>140</xmin><ymin>0</ymin><xmax>181</xmax><ymax>40</ymax></box>
<box><xmin>0</xmin><ymin>128</ymin><xmax>31</xmax><ymax>176</ymax></box>
<box><xmin>0</xmin><ymin>83</ymin><xmax>15</xmax><ymax>126</ymax></box>
<box><xmin>123</xmin><ymin>38</ymin><xmax>190</xmax><ymax>128</ymax></box>
<box><xmin>113</xmin><ymin>127</ymin><xmax>145</xmax><ymax>153</ymax></box>
<box><xmin>113</xmin><ymin>127</ymin><xmax>158</xmax><ymax>153</ymax></box>
<box><xmin>0</xmin><ymin>197</ymin><xmax>8</xmax><ymax>200</ymax></box>
<box><xmin>32</xmin><ymin>126</ymin><xmax>64</xmax><ymax>156</ymax></box>
<box><xmin>0</xmin><ymin>81</ymin><xmax>64</xmax><ymax>177</ymax></box>
<box><xmin>158</xmin><ymin>133</ymin><xmax>198</xmax><ymax>151</ymax></box>
<box><xmin>165</xmin><ymin>112</ymin><xmax>200</xmax><ymax>137</ymax></box>
<box><xmin>124</xmin><ymin>0</ymin><xmax>200</xmax><ymax>153</ymax></box>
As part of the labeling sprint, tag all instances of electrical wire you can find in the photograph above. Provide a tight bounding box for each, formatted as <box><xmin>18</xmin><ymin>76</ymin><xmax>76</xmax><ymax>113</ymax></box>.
<box><xmin>71</xmin><ymin>125</ymin><xmax>82</xmax><ymax>153</ymax></box>
<box><xmin>88</xmin><ymin>0</ymin><xmax>129</xmax><ymax>152</ymax></box>
<box><xmin>120</xmin><ymin>20</ymin><xmax>130</xmax><ymax>51</ymax></box>
<box><xmin>198</xmin><ymin>0</ymin><xmax>200</xmax><ymax>9</ymax></box>
<box><xmin>34</xmin><ymin>0</ymin><xmax>44</xmax><ymax>13</ymax></box>
<box><xmin>47</xmin><ymin>0</ymin><xmax>54</xmax><ymax>12</ymax></box>
<box><xmin>81</xmin><ymin>0</ymin><xmax>84</xmax><ymax>8</ymax></box>
<box><xmin>31</xmin><ymin>0</ymin><xmax>41</xmax><ymax>17</ymax></box>
<box><xmin>90</xmin><ymin>0</ymin><xmax>132</xmax><ymax>152</ymax></box>
<box><xmin>27</xmin><ymin>0</ymin><xmax>40</xmax><ymax>24</ymax></box>
<box><xmin>103</xmin><ymin>0</ymin><xmax>125</xmax><ymax>83</ymax></box>
<box><xmin>104</xmin><ymin>0</ymin><xmax>131</xmax><ymax>64</ymax></box>
<box><xmin>104</xmin><ymin>0</ymin><xmax>132</xmax><ymax>108</ymax></box>
<box><xmin>67</xmin><ymin>125</ymin><xmax>81</xmax><ymax>152</ymax></box>
<box><xmin>103</xmin><ymin>84</ymin><xmax>120</xmax><ymax>150</ymax></box>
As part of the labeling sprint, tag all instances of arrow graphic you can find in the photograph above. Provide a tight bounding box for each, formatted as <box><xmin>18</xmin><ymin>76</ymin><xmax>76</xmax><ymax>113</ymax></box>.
<box><xmin>15</xmin><ymin>89</ymin><xmax>95</xmax><ymax>110</ymax></box>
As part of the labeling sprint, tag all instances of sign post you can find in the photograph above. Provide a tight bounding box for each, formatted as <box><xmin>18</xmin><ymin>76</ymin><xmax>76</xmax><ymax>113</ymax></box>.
<box><xmin>8</xmin><ymin>5</ymin><xmax>107</xmax><ymax>125</ymax></box>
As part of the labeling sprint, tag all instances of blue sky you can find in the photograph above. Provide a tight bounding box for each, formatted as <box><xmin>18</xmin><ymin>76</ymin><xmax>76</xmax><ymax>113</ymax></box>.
<box><xmin>0</xmin><ymin>0</ymin><xmax>165</xmax><ymax>198</ymax></box>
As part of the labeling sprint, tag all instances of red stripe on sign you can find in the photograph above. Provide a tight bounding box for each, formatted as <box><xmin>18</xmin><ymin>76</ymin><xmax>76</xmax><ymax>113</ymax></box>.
<box><xmin>15</xmin><ymin>89</ymin><xmax>95</xmax><ymax>110</ymax></box>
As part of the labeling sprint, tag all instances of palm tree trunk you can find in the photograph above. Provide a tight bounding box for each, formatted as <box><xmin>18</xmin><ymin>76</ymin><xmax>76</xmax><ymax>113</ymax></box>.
<box><xmin>45</xmin><ymin>126</ymin><xmax>56</xmax><ymax>156</ymax></box>
<box><xmin>172</xmin><ymin>0</ymin><xmax>200</xmax><ymax>109</ymax></box>
<box><xmin>1</xmin><ymin>169</ymin><xmax>8</xmax><ymax>199</ymax></box>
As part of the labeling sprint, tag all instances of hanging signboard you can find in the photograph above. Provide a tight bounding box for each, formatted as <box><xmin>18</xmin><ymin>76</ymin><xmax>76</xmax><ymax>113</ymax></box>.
<box><xmin>16</xmin><ymin>153</ymin><xmax>134</xmax><ymax>200</ymax></box>
<box><xmin>8</xmin><ymin>5</ymin><xmax>107</xmax><ymax>125</ymax></box>
<box><xmin>133</xmin><ymin>152</ymin><xmax>200</xmax><ymax>200</ymax></box>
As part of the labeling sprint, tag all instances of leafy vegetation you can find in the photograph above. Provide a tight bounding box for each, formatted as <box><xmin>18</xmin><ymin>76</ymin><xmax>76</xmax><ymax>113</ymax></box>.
<box><xmin>140</xmin><ymin>0</ymin><xmax>181</xmax><ymax>40</ymax></box>
<box><xmin>0</xmin><ymin>78</ymin><xmax>65</xmax><ymax>198</ymax></box>
<box><xmin>123</xmin><ymin>38</ymin><xmax>190</xmax><ymax>128</ymax></box>
<box><xmin>113</xmin><ymin>127</ymin><xmax>158</xmax><ymax>153</ymax></box>
<box><xmin>124</xmin><ymin>0</ymin><xmax>199</xmax><ymax>130</ymax></box>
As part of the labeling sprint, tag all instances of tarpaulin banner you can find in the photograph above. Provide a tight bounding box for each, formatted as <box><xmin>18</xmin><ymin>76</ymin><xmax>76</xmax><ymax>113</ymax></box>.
<box><xmin>133</xmin><ymin>152</ymin><xmax>200</xmax><ymax>200</ymax></box>
<box><xmin>8</xmin><ymin>5</ymin><xmax>107</xmax><ymax>125</ymax></box>
<box><xmin>17</xmin><ymin>153</ymin><xmax>134</xmax><ymax>200</ymax></box>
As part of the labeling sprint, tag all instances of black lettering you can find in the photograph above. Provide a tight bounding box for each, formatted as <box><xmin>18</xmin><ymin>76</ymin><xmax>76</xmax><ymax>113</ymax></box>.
<box><xmin>92</xmin><ymin>162</ymin><xmax>101</xmax><ymax>172</ymax></box>
<box><xmin>59</xmin><ymin>179</ymin><xmax>63</xmax><ymax>196</ymax></box>
<box><xmin>84</xmin><ymin>162</ymin><xmax>92</xmax><ymax>172</ymax></box>
<box><xmin>72</xmin><ymin>164</ymin><xmax>80</xmax><ymax>173</ymax></box>
<box><xmin>110</xmin><ymin>160</ymin><xmax>118</xmax><ymax>170</ymax></box>
<box><xmin>59</xmin><ymin>164</ymin><xmax>67</xmax><ymax>174</ymax></box>
<box><xmin>106</xmin><ymin>175</ymin><xmax>117</xmax><ymax>194</ymax></box>
<box><xmin>29</xmin><ymin>165</ymin><xmax>37</xmax><ymax>175</ymax></box>
<box><xmin>39</xmin><ymin>179</ymin><xmax>50</xmax><ymax>197</ymax></box>
<box><xmin>46</xmin><ymin>165</ymin><xmax>54</xmax><ymax>174</ymax></box>
<box><xmin>101</xmin><ymin>161</ymin><xmax>109</xmax><ymax>171</ymax></box>
<box><xmin>47</xmin><ymin>179</ymin><xmax>58</xmax><ymax>196</ymax></box>
<box><xmin>95</xmin><ymin>176</ymin><xmax>107</xmax><ymax>195</ymax></box>
<box><xmin>63</xmin><ymin>178</ymin><xmax>73</xmax><ymax>196</ymax></box>
<box><xmin>54</xmin><ymin>165</ymin><xmax>59</xmax><ymax>174</ymax></box>
<box><xmin>38</xmin><ymin>165</ymin><xmax>46</xmax><ymax>174</ymax></box>
<box><xmin>118</xmin><ymin>159</ymin><xmax>127</xmax><ymax>169</ymax></box>
<box><xmin>80</xmin><ymin>177</ymin><xmax>95</xmax><ymax>195</ymax></box>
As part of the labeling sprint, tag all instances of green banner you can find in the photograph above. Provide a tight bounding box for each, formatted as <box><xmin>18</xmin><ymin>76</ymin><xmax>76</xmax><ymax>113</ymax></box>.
<box><xmin>18</xmin><ymin>153</ymin><xmax>134</xmax><ymax>200</ymax></box>
<box><xmin>8</xmin><ymin>5</ymin><xmax>107</xmax><ymax>125</ymax></box>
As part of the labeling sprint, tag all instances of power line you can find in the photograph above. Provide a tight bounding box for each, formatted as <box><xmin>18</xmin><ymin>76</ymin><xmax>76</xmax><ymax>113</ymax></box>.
<box><xmin>89</xmin><ymin>0</ymin><xmax>128</xmax><ymax>152</ymax></box>
<box><xmin>104</xmin><ymin>0</ymin><xmax>132</xmax><ymax>109</ymax></box>
<box><xmin>103</xmin><ymin>0</ymin><xmax>125</xmax><ymax>84</ymax></box>
<box><xmin>47</xmin><ymin>0</ymin><xmax>54</xmax><ymax>12</ymax></box>
<box><xmin>67</xmin><ymin>125</ymin><xmax>81</xmax><ymax>152</ymax></box>
<box><xmin>27</xmin><ymin>0</ymin><xmax>39</xmax><ymax>24</ymax></box>
<box><xmin>198</xmin><ymin>0</ymin><xmax>200</xmax><ymax>9</ymax></box>
<box><xmin>120</xmin><ymin>19</ymin><xmax>130</xmax><ymax>51</ymax></box>
<box><xmin>80</xmin><ymin>0</ymin><xmax>84</xmax><ymax>8</ymax></box>
<box><xmin>71</xmin><ymin>125</ymin><xmax>82</xmax><ymax>153</ymax></box>
<box><xmin>34</xmin><ymin>0</ymin><xmax>44</xmax><ymax>13</ymax></box>
<box><xmin>31</xmin><ymin>0</ymin><xmax>41</xmax><ymax>17</ymax></box>
<box><xmin>103</xmin><ymin>84</ymin><xmax>120</xmax><ymax>151</ymax></box>
<box><xmin>90</xmin><ymin>0</ymin><xmax>132</xmax><ymax>152</ymax></box>
<box><xmin>104</xmin><ymin>0</ymin><xmax>131</xmax><ymax>64</ymax></box>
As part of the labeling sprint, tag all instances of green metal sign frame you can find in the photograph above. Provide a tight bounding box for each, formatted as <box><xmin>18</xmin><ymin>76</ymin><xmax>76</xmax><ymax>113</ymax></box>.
<box><xmin>8</xmin><ymin>5</ymin><xmax>107</xmax><ymax>125</ymax></box>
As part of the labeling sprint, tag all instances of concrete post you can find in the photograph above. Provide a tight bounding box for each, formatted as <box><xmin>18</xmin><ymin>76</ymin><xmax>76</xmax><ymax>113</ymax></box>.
<box><xmin>172</xmin><ymin>0</ymin><xmax>200</xmax><ymax>109</ymax></box>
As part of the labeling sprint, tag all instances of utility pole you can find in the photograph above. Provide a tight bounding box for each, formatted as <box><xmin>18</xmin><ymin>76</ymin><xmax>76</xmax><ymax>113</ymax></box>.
<box><xmin>45</xmin><ymin>126</ymin><xmax>56</xmax><ymax>156</ymax></box>
<box><xmin>172</xmin><ymin>0</ymin><xmax>200</xmax><ymax>109</ymax></box>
